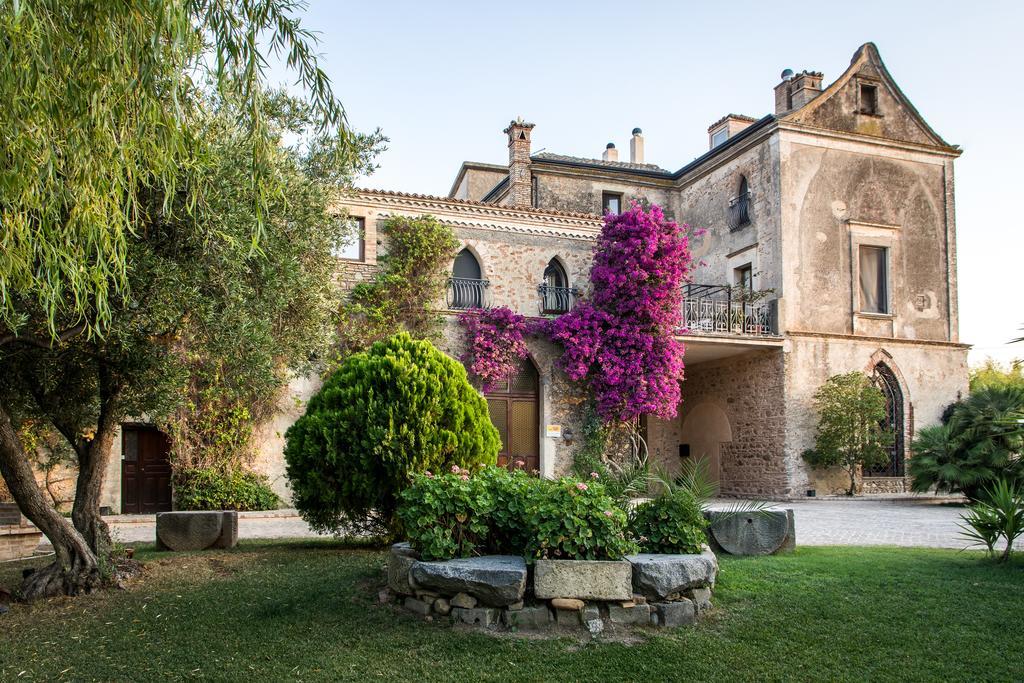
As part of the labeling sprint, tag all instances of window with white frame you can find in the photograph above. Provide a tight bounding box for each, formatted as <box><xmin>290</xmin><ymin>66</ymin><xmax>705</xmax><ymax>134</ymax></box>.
<box><xmin>333</xmin><ymin>217</ymin><xmax>365</xmax><ymax>261</ymax></box>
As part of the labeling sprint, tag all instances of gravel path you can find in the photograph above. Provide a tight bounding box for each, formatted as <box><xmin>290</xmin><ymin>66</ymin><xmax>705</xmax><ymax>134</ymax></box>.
<box><xmin>99</xmin><ymin>497</ymin><xmax>973</xmax><ymax>550</ymax></box>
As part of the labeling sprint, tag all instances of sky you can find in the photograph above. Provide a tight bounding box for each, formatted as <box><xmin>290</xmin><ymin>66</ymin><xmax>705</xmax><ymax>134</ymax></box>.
<box><xmin>272</xmin><ymin>0</ymin><xmax>1022</xmax><ymax>367</ymax></box>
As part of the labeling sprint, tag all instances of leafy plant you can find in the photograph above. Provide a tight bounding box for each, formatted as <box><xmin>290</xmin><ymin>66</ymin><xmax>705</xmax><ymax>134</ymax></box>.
<box><xmin>909</xmin><ymin>385</ymin><xmax>1024</xmax><ymax>501</ymax></box>
<box><xmin>398</xmin><ymin>465</ymin><xmax>539</xmax><ymax>561</ymax></box>
<box><xmin>958</xmin><ymin>478</ymin><xmax>1024</xmax><ymax>562</ymax></box>
<box><xmin>526</xmin><ymin>478</ymin><xmax>637</xmax><ymax>561</ymax></box>
<box><xmin>284</xmin><ymin>333</ymin><xmax>500</xmax><ymax>536</ymax></box>
<box><xmin>570</xmin><ymin>403</ymin><xmax>649</xmax><ymax>506</ymax></box>
<box><xmin>630</xmin><ymin>489</ymin><xmax>708</xmax><ymax>554</ymax></box>
<box><xmin>174</xmin><ymin>468</ymin><xmax>280</xmax><ymax>512</ymax></box>
<box><xmin>802</xmin><ymin>373</ymin><xmax>893</xmax><ymax>496</ymax></box>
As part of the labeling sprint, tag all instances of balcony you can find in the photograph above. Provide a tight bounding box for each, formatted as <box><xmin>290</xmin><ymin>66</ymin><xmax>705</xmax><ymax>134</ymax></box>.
<box><xmin>537</xmin><ymin>284</ymin><xmax>579</xmax><ymax>315</ymax></box>
<box><xmin>682</xmin><ymin>284</ymin><xmax>778</xmax><ymax>337</ymax></box>
<box><xmin>447</xmin><ymin>277</ymin><xmax>490</xmax><ymax>309</ymax></box>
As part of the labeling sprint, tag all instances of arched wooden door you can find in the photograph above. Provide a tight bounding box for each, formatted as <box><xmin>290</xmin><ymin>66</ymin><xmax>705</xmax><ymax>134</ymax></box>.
<box><xmin>485</xmin><ymin>358</ymin><xmax>540</xmax><ymax>472</ymax></box>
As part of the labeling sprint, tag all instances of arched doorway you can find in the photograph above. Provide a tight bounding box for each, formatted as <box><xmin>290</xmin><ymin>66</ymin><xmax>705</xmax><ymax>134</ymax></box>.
<box><xmin>484</xmin><ymin>357</ymin><xmax>540</xmax><ymax>472</ymax></box>
<box><xmin>679</xmin><ymin>402</ymin><xmax>733</xmax><ymax>492</ymax></box>
<box><xmin>868</xmin><ymin>362</ymin><xmax>905</xmax><ymax>476</ymax></box>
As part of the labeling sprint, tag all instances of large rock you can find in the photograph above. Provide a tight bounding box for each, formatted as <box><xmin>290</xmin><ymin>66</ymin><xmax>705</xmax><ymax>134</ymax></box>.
<box><xmin>410</xmin><ymin>555</ymin><xmax>526</xmax><ymax>606</ymax></box>
<box><xmin>627</xmin><ymin>548</ymin><xmax>718</xmax><ymax>600</ymax></box>
<box><xmin>708</xmin><ymin>509</ymin><xmax>794</xmax><ymax>556</ymax></box>
<box><xmin>387</xmin><ymin>543</ymin><xmax>418</xmax><ymax>595</ymax></box>
<box><xmin>533</xmin><ymin>559</ymin><xmax>632</xmax><ymax>601</ymax></box>
<box><xmin>155</xmin><ymin>511</ymin><xmax>237</xmax><ymax>551</ymax></box>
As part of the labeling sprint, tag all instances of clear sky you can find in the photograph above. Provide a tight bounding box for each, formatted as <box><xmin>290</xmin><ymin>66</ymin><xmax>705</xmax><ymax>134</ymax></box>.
<box><xmin>278</xmin><ymin>0</ymin><xmax>1022</xmax><ymax>367</ymax></box>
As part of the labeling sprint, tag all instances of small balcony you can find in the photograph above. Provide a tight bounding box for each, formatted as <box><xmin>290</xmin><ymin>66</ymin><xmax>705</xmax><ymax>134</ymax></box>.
<box><xmin>682</xmin><ymin>284</ymin><xmax>778</xmax><ymax>337</ymax></box>
<box><xmin>537</xmin><ymin>284</ymin><xmax>579</xmax><ymax>315</ymax></box>
<box><xmin>447</xmin><ymin>277</ymin><xmax>490</xmax><ymax>309</ymax></box>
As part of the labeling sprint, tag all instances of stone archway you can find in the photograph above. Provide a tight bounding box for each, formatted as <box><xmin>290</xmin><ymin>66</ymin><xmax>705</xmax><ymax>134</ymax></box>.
<box><xmin>680</xmin><ymin>402</ymin><xmax>733</xmax><ymax>491</ymax></box>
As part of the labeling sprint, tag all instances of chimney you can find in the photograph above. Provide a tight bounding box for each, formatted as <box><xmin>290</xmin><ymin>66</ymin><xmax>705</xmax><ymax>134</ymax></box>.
<box><xmin>790</xmin><ymin>70</ymin><xmax>823</xmax><ymax>109</ymax></box>
<box><xmin>602</xmin><ymin>142</ymin><xmax>618</xmax><ymax>162</ymax></box>
<box><xmin>503</xmin><ymin>118</ymin><xmax>535</xmax><ymax>208</ymax></box>
<box><xmin>629</xmin><ymin>128</ymin><xmax>644</xmax><ymax>164</ymax></box>
<box><xmin>774</xmin><ymin>68</ymin><xmax>795</xmax><ymax>115</ymax></box>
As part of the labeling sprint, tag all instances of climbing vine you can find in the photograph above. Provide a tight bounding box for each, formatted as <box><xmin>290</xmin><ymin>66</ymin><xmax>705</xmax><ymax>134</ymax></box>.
<box><xmin>458</xmin><ymin>306</ymin><xmax>533</xmax><ymax>391</ymax></box>
<box><xmin>336</xmin><ymin>215</ymin><xmax>459</xmax><ymax>358</ymax></box>
<box><xmin>542</xmin><ymin>203</ymin><xmax>695</xmax><ymax>424</ymax></box>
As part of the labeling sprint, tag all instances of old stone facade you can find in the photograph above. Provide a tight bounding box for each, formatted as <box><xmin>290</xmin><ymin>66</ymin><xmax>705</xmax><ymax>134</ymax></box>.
<box><xmin>90</xmin><ymin>42</ymin><xmax>968</xmax><ymax>510</ymax></box>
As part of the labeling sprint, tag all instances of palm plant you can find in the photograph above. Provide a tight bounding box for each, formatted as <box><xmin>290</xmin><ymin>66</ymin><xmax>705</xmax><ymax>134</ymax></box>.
<box><xmin>958</xmin><ymin>478</ymin><xmax>1024</xmax><ymax>562</ymax></box>
<box><xmin>910</xmin><ymin>386</ymin><xmax>1024</xmax><ymax>501</ymax></box>
<box><xmin>649</xmin><ymin>457</ymin><xmax>773</xmax><ymax>520</ymax></box>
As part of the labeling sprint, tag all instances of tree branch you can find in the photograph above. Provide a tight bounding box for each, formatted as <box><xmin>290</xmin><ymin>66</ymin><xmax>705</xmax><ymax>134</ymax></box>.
<box><xmin>0</xmin><ymin>323</ymin><xmax>87</xmax><ymax>350</ymax></box>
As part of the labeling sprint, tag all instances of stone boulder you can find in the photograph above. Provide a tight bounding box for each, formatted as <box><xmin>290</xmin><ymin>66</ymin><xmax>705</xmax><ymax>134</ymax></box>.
<box><xmin>627</xmin><ymin>548</ymin><xmax>718</xmax><ymax>601</ymax></box>
<box><xmin>533</xmin><ymin>559</ymin><xmax>632</xmax><ymax>601</ymax></box>
<box><xmin>708</xmin><ymin>509</ymin><xmax>794</xmax><ymax>556</ymax></box>
<box><xmin>410</xmin><ymin>555</ymin><xmax>526</xmax><ymax>606</ymax></box>
<box><xmin>387</xmin><ymin>542</ymin><xmax>418</xmax><ymax>595</ymax></box>
<box><xmin>156</xmin><ymin>511</ymin><xmax>237</xmax><ymax>551</ymax></box>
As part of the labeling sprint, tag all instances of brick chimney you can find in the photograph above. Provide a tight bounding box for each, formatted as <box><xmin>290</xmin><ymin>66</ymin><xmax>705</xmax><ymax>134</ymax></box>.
<box><xmin>629</xmin><ymin>128</ymin><xmax>644</xmax><ymax>164</ymax></box>
<box><xmin>602</xmin><ymin>142</ymin><xmax>618</xmax><ymax>162</ymax></box>
<box><xmin>503</xmin><ymin>118</ymin><xmax>535</xmax><ymax>208</ymax></box>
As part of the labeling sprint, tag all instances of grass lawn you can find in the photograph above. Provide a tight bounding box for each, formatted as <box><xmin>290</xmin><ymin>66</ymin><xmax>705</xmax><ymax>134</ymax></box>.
<box><xmin>1</xmin><ymin>541</ymin><xmax>1022</xmax><ymax>682</ymax></box>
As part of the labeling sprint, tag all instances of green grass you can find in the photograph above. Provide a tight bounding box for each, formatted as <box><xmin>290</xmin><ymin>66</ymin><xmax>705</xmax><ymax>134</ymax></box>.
<box><xmin>1</xmin><ymin>542</ymin><xmax>1022</xmax><ymax>681</ymax></box>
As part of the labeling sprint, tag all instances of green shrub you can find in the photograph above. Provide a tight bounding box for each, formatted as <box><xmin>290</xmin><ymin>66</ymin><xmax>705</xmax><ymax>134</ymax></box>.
<box><xmin>527</xmin><ymin>478</ymin><xmax>636</xmax><ymax>561</ymax></box>
<box><xmin>284</xmin><ymin>333</ymin><xmax>500</xmax><ymax>535</ymax></box>
<box><xmin>910</xmin><ymin>385</ymin><xmax>1024</xmax><ymax>501</ymax></box>
<box><xmin>398</xmin><ymin>466</ymin><xmax>635</xmax><ymax>561</ymax></box>
<box><xmin>175</xmin><ymin>468</ymin><xmax>280</xmax><ymax>511</ymax></box>
<box><xmin>630</xmin><ymin>489</ymin><xmax>708</xmax><ymax>554</ymax></box>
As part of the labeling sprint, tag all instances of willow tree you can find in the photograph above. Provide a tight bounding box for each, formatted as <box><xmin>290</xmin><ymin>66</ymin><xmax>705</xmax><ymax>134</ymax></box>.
<box><xmin>0</xmin><ymin>0</ymin><xmax>362</xmax><ymax>598</ymax></box>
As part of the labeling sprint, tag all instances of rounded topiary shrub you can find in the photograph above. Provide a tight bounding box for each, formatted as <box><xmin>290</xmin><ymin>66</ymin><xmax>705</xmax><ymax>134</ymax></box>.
<box><xmin>284</xmin><ymin>333</ymin><xmax>500</xmax><ymax>535</ymax></box>
<box><xmin>630</xmin><ymin>489</ymin><xmax>708</xmax><ymax>554</ymax></box>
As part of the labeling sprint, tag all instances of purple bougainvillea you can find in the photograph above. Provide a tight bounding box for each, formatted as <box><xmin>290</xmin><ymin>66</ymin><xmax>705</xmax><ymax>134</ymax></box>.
<box><xmin>458</xmin><ymin>306</ymin><xmax>532</xmax><ymax>392</ymax></box>
<box><xmin>545</xmin><ymin>202</ymin><xmax>695</xmax><ymax>423</ymax></box>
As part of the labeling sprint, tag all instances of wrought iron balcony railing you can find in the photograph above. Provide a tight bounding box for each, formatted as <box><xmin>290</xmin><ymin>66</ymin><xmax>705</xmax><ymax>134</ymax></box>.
<box><xmin>537</xmin><ymin>284</ymin><xmax>579</xmax><ymax>314</ymax></box>
<box><xmin>682</xmin><ymin>283</ymin><xmax>778</xmax><ymax>337</ymax></box>
<box><xmin>447</xmin><ymin>277</ymin><xmax>490</xmax><ymax>310</ymax></box>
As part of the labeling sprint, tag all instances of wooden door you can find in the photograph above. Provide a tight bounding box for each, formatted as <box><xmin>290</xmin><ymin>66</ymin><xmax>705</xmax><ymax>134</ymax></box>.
<box><xmin>485</xmin><ymin>359</ymin><xmax>540</xmax><ymax>473</ymax></box>
<box><xmin>121</xmin><ymin>426</ymin><xmax>172</xmax><ymax>514</ymax></box>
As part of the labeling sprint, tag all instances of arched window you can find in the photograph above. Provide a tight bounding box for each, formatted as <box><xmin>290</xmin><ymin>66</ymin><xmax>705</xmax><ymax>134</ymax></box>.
<box><xmin>449</xmin><ymin>248</ymin><xmax>485</xmax><ymax>308</ymax></box>
<box><xmin>867</xmin><ymin>362</ymin><xmax>905</xmax><ymax>477</ymax></box>
<box><xmin>731</xmin><ymin>175</ymin><xmax>750</xmax><ymax>229</ymax></box>
<box><xmin>540</xmin><ymin>258</ymin><xmax>573</xmax><ymax>313</ymax></box>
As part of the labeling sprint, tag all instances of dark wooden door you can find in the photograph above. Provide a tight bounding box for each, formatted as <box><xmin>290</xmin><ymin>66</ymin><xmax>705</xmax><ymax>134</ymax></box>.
<box><xmin>121</xmin><ymin>426</ymin><xmax>172</xmax><ymax>514</ymax></box>
<box><xmin>485</xmin><ymin>358</ymin><xmax>540</xmax><ymax>473</ymax></box>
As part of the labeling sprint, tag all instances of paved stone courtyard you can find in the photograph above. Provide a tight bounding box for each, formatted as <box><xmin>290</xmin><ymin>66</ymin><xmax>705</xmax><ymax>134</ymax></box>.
<box><xmin>96</xmin><ymin>497</ymin><xmax>972</xmax><ymax>550</ymax></box>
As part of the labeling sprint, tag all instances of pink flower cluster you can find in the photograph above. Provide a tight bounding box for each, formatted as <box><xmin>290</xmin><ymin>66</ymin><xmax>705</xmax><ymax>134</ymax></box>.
<box><xmin>545</xmin><ymin>203</ymin><xmax>695</xmax><ymax>423</ymax></box>
<box><xmin>458</xmin><ymin>306</ymin><xmax>534</xmax><ymax>392</ymax></box>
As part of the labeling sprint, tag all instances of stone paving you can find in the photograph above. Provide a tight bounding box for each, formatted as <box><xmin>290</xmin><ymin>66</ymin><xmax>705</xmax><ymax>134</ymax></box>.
<box><xmin>98</xmin><ymin>497</ymin><xmax>975</xmax><ymax>550</ymax></box>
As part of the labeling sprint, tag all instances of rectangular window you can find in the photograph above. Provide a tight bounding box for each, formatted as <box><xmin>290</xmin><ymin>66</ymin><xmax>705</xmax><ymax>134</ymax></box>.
<box><xmin>734</xmin><ymin>264</ymin><xmax>753</xmax><ymax>291</ymax></box>
<box><xmin>602</xmin><ymin>192</ymin><xmax>622</xmax><ymax>215</ymax></box>
<box><xmin>711</xmin><ymin>128</ymin><xmax>729</xmax><ymax>148</ymax></box>
<box><xmin>334</xmin><ymin>217</ymin><xmax>365</xmax><ymax>261</ymax></box>
<box><xmin>859</xmin><ymin>245</ymin><xmax>888</xmax><ymax>314</ymax></box>
<box><xmin>859</xmin><ymin>84</ymin><xmax>878</xmax><ymax>115</ymax></box>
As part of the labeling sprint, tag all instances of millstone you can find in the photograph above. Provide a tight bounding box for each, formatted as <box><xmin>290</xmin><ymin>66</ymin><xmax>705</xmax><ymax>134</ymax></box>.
<box><xmin>709</xmin><ymin>510</ymin><xmax>789</xmax><ymax>556</ymax></box>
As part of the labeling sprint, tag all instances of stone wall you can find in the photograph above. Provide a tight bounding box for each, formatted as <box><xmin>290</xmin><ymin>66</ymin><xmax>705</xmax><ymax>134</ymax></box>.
<box><xmin>673</xmin><ymin>350</ymin><xmax>788</xmax><ymax>497</ymax></box>
<box><xmin>533</xmin><ymin>171</ymin><xmax>672</xmax><ymax>218</ymax></box>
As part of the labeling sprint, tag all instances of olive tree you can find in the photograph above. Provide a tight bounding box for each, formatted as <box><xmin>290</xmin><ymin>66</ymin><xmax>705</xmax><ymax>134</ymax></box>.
<box><xmin>802</xmin><ymin>372</ymin><xmax>894</xmax><ymax>496</ymax></box>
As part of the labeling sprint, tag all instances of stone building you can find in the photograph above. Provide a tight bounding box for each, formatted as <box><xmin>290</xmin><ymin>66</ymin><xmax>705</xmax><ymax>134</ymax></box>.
<box><xmin>95</xmin><ymin>42</ymin><xmax>968</xmax><ymax>510</ymax></box>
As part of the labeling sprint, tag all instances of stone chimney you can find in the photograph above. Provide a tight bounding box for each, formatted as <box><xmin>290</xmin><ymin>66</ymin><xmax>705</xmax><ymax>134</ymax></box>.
<box><xmin>629</xmin><ymin>128</ymin><xmax>644</xmax><ymax>164</ymax></box>
<box><xmin>503</xmin><ymin>118</ymin><xmax>535</xmax><ymax>208</ymax></box>
<box><xmin>774</xmin><ymin>69</ymin><xmax>795</xmax><ymax>115</ymax></box>
<box><xmin>602</xmin><ymin>142</ymin><xmax>618</xmax><ymax>162</ymax></box>
<box><xmin>775</xmin><ymin>69</ymin><xmax>823</xmax><ymax>114</ymax></box>
<box><xmin>790</xmin><ymin>70</ymin><xmax>823</xmax><ymax>109</ymax></box>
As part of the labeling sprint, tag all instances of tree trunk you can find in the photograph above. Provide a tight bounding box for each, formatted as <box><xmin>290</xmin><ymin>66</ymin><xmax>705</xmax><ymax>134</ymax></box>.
<box><xmin>847</xmin><ymin>466</ymin><xmax>857</xmax><ymax>497</ymax></box>
<box><xmin>70</xmin><ymin>361</ymin><xmax>121</xmax><ymax>557</ymax></box>
<box><xmin>0</xmin><ymin>402</ymin><xmax>101</xmax><ymax>599</ymax></box>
